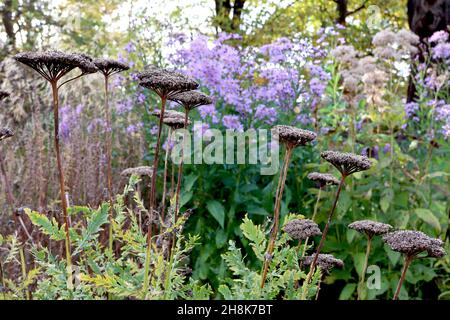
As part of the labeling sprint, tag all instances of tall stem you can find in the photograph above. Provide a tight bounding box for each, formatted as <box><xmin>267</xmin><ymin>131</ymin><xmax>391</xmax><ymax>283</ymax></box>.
<box><xmin>161</xmin><ymin>127</ymin><xmax>173</xmax><ymax>222</ymax></box>
<box><xmin>143</xmin><ymin>96</ymin><xmax>167</xmax><ymax>298</ymax></box>
<box><xmin>393</xmin><ymin>255</ymin><xmax>413</xmax><ymax>300</ymax></box>
<box><xmin>301</xmin><ymin>175</ymin><xmax>345</xmax><ymax>299</ymax></box>
<box><xmin>19</xmin><ymin>246</ymin><xmax>30</xmax><ymax>300</ymax></box>
<box><xmin>357</xmin><ymin>236</ymin><xmax>372</xmax><ymax>300</ymax></box>
<box><xmin>301</xmin><ymin>187</ymin><xmax>322</xmax><ymax>259</ymax></box>
<box><xmin>51</xmin><ymin>81</ymin><xmax>73</xmax><ymax>290</ymax></box>
<box><xmin>104</xmin><ymin>75</ymin><xmax>114</xmax><ymax>253</ymax></box>
<box><xmin>174</xmin><ymin>111</ymin><xmax>189</xmax><ymax>219</ymax></box>
<box><xmin>260</xmin><ymin>147</ymin><xmax>293</xmax><ymax>288</ymax></box>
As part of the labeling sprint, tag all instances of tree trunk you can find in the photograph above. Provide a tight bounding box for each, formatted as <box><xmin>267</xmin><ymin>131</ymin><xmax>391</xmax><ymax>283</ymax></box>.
<box><xmin>1</xmin><ymin>0</ymin><xmax>16</xmax><ymax>49</ymax></box>
<box><xmin>214</xmin><ymin>0</ymin><xmax>246</xmax><ymax>32</ymax></box>
<box><xmin>335</xmin><ymin>0</ymin><xmax>348</xmax><ymax>25</ymax></box>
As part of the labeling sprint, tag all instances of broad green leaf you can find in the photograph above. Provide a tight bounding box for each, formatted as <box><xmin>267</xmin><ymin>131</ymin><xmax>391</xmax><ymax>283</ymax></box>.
<box><xmin>339</xmin><ymin>283</ymin><xmax>357</xmax><ymax>300</ymax></box>
<box><xmin>414</xmin><ymin>208</ymin><xmax>441</xmax><ymax>232</ymax></box>
<box><xmin>206</xmin><ymin>200</ymin><xmax>225</xmax><ymax>228</ymax></box>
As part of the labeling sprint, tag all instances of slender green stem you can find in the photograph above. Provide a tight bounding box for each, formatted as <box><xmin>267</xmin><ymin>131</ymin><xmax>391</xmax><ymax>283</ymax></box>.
<box><xmin>260</xmin><ymin>147</ymin><xmax>293</xmax><ymax>288</ymax></box>
<box><xmin>301</xmin><ymin>175</ymin><xmax>345</xmax><ymax>299</ymax></box>
<box><xmin>174</xmin><ymin>110</ymin><xmax>190</xmax><ymax>218</ymax></box>
<box><xmin>393</xmin><ymin>255</ymin><xmax>413</xmax><ymax>300</ymax></box>
<box><xmin>160</xmin><ymin>127</ymin><xmax>173</xmax><ymax>222</ymax></box>
<box><xmin>357</xmin><ymin>236</ymin><xmax>372</xmax><ymax>300</ymax></box>
<box><xmin>19</xmin><ymin>246</ymin><xmax>30</xmax><ymax>300</ymax></box>
<box><xmin>301</xmin><ymin>187</ymin><xmax>322</xmax><ymax>259</ymax></box>
<box><xmin>104</xmin><ymin>75</ymin><xmax>114</xmax><ymax>254</ymax></box>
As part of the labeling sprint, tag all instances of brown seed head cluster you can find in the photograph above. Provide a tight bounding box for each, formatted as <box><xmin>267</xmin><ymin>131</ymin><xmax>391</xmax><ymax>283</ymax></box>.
<box><xmin>163</xmin><ymin>116</ymin><xmax>191</xmax><ymax>129</ymax></box>
<box><xmin>348</xmin><ymin>220</ymin><xmax>393</xmax><ymax>238</ymax></box>
<box><xmin>321</xmin><ymin>151</ymin><xmax>372</xmax><ymax>176</ymax></box>
<box><xmin>307</xmin><ymin>172</ymin><xmax>340</xmax><ymax>188</ymax></box>
<box><xmin>121</xmin><ymin>166</ymin><xmax>153</xmax><ymax>177</ymax></box>
<box><xmin>383</xmin><ymin>230</ymin><xmax>446</xmax><ymax>258</ymax></box>
<box><xmin>138</xmin><ymin>66</ymin><xmax>198</xmax><ymax>98</ymax></box>
<box><xmin>13</xmin><ymin>50</ymin><xmax>98</xmax><ymax>81</ymax></box>
<box><xmin>169</xmin><ymin>91</ymin><xmax>212</xmax><ymax>111</ymax></box>
<box><xmin>302</xmin><ymin>254</ymin><xmax>344</xmax><ymax>274</ymax></box>
<box><xmin>152</xmin><ymin>109</ymin><xmax>185</xmax><ymax>119</ymax></box>
<box><xmin>272</xmin><ymin>125</ymin><xmax>317</xmax><ymax>148</ymax></box>
<box><xmin>283</xmin><ymin>219</ymin><xmax>322</xmax><ymax>240</ymax></box>
<box><xmin>0</xmin><ymin>128</ymin><xmax>14</xmax><ymax>141</ymax></box>
<box><xmin>93</xmin><ymin>58</ymin><xmax>129</xmax><ymax>77</ymax></box>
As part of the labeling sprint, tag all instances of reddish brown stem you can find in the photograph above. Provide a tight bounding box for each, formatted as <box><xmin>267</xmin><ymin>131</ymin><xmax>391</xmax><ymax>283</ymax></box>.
<box><xmin>174</xmin><ymin>111</ymin><xmax>189</xmax><ymax>219</ymax></box>
<box><xmin>260</xmin><ymin>146</ymin><xmax>293</xmax><ymax>288</ymax></box>
<box><xmin>104</xmin><ymin>75</ymin><xmax>114</xmax><ymax>252</ymax></box>
<box><xmin>393</xmin><ymin>255</ymin><xmax>413</xmax><ymax>300</ymax></box>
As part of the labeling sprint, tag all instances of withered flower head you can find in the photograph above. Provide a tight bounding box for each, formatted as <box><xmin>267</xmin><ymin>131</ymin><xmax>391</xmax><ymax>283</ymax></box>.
<box><xmin>302</xmin><ymin>254</ymin><xmax>344</xmax><ymax>274</ymax></box>
<box><xmin>163</xmin><ymin>116</ymin><xmax>191</xmax><ymax>129</ymax></box>
<box><xmin>272</xmin><ymin>125</ymin><xmax>317</xmax><ymax>148</ymax></box>
<box><xmin>307</xmin><ymin>172</ymin><xmax>340</xmax><ymax>188</ymax></box>
<box><xmin>138</xmin><ymin>66</ymin><xmax>198</xmax><ymax>98</ymax></box>
<box><xmin>348</xmin><ymin>220</ymin><xmax>392</xmax><ymax>238</ymax></box>
<box><xmin>169</xmin><ymin>91</ymin><xmax>212</xmax><ymax>111</ymax></box>
<box><xmin>0</xmin><ymin>91</ymin><xmax>10</xmax><ymax>101</ymax></box>
<box><xmin>13</xmin><ymin>50</ymin><xmax>97</xmax><ymax>82</ymax></box>
<box><xmin>93</xmin><ymin>58</ymin><xmax>129</xmax><ymax>77</ymax></box>
<box><xmin>121</xmin><ymin>166</ymin><xmax>153</xmax><ymax>177</ymax></box>
<box><xmin>321</xmin><ymin>151</ymin><xmax>372</xmax><ymax>176</ymax></box>
<box><xmin>152</xmin><ymin>109</ymin><xmax>185</xmax><ymax>119</ymax></box>
<box><xmin>283</xmin><ymin>219</ymin><xmax>322</xmax><ymax>240</ymax></box>
<box><xmin>383</xmin><ymin>230</ymin><xmax>446</xmax><ymax>258</ymax></box>
<box><xmin>0</xmin><ymin>127</ymin><xmax>14</xmax><ymax>141</ymax></box>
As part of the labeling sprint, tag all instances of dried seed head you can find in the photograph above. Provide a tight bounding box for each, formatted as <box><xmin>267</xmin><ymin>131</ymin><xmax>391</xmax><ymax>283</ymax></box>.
<box><xmin>93</xmin><ymin>58</ymin><xmax>129</xmax><ymax>77</ymax></box>
<box><xmin>283</xmin><ymin>219</ymin><xmax>322</xmax><ymax>240</ymax></box>
<box><xmin>348</xmin><ymin>220</ymin><xmax>393</xmax><ymax>238</ymax></box>
<box><xmin>321</xmin><ymin>151</ymin><xmax>372</xmax><ymax>176</ymax></box>
<box><xmin>169</xmin><ymin>91</ymin><xmax>213</xmax><ymax>111</ymax></box>
<box><xmin>0</xmin><ymin>91</ymin><xmax>10</xmax><ymax>101</ymax></box>
<box><xmin>307</xmin><ymin>172</ymin><xmax>340</xmax><ymax>188</ymax></box>
<box><xmin>151</xmin><ymin>109</ymin><xmax>185</xmax><ymax>119</ymax></box>
<box><xmin>121</xmin><ymin>166</ymin><xmax>153</xmax><ymax>177</ymax></box>
<box><xmin>272</xmin><ymin>125</ymin><xmax>317</xmax><ymax>148</ymax></box>
<box><xmin>13</xmin><ymin>50</ymin><xmax>98</xmax><ymax>82</ymax></box>
<box><xmin>163</xmin><ymin>116</ymin><xmax>191</xmax><ymax>129</ymax></box>
<box><xmin>138</xmin><ymin>66</ymin><xmax>198</xmax><ymax>98</ymax></box>
<box><xmin>302</xmin><ymin>254</ymin><xmax>344</xmax><ymax>274</ymax></box>
<box><xmin>0</xmin><ymin>127</ymin><xmax>14</xmax><ymax>141</ymax></box>
<box><xmin>383</xmin><ymin>230</ymin><xmax>446</xmax><ymax>258</ymax></box>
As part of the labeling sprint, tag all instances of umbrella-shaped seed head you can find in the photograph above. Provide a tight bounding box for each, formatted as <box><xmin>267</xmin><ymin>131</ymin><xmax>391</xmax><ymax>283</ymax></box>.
<box><xmin>283</xmin><ymin>219</ymin><xmax>322</xmax><ymax>240</ymax></box>
<box><xmin>272</xmin><ymin>125</ymin><xmax>317</xmax><ymax>148</ymax></box>
<box><xmin>307</xmin><ymin>172</ymin><xmax>340</xmax><ymax>188</ymax></box>
<box><xmin>169</xmin><ymin>91</ymin><xmax>212</xmax><ymax>111</ymax></box>
<box><xmin>348</xmin><ymin>220</ymin><xmax>393</xmax><ymax>238</ymax></box>
<box><xmin>321</xmin><ymin>151</ymin><xmax>372</xmax><ymax>176</ymax></box>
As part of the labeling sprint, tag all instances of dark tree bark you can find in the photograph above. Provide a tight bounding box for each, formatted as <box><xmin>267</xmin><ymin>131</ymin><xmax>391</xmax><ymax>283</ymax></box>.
<box><xmin>407</xmin><ymin>0</ymin><xmax>450</xmax><ymax>102</ymax></box>
<box><xmin>1</xmin><ymin>0</ymin><xmax>16</xmax><ymax>49</ymax></box>
<box><xmin>214</xmin><ymin>0</ymin><xmax>246</xmax><ymax>32</ymax></box>
<box><xmin>333</xmin><ymin>0</ymin><xmax>368</xmax><ymax>25</ymax></box>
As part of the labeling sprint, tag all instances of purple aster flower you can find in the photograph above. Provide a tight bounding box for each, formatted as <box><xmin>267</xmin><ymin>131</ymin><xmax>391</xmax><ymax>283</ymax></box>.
<box><xmin>222</xmin><ymin>115</ymin><xmax>243</xmax><ymax>131</ymax></box>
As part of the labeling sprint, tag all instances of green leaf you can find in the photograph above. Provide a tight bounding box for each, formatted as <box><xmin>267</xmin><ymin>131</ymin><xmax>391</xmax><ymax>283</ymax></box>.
<box><xmin>414</xmin><ymin>208</ymin><xmax>441</xmax><ymax>232</ymax></box>
<box><xmin>26</xmin><ymin>209</ymin><xmax>66</xmax><ymax>241</ymax></box>
<box><xmin>206</xmin><ymin>200</ymin><xmax>225</xmax><ymax>228</ymax></box>
<box><xmin>353</xmin><ymin>252</ymin><xmax>366</xmax><ymax>277</ymax></box>
<box><xmin>339</xmin><ymin>283</ymin><xmax>357</xmax><ymax>300</ymax></box>
<box><xmin>184</xmin><ymin>174</ymin><xmax>198</xmax><ymax>192</ymax></box>
<box><xmin>180</xmin><ymin>191</ymin><xmax>193</xmax><ymax>208</ymax></box>
<box><xmin>240</xmin><ymin>215</ymin><xmax>266</xmax><ymax>260</ymax></box>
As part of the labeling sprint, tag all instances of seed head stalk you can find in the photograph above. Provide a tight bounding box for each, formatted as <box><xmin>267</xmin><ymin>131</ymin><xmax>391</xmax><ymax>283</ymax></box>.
<box><xmin>50</xmin><ymin>81</ymin><xmax>73</xmax><ymax>290</ymax></box>
<box><xmin>301</xmin><ymin>174</ymin><xmax>345</xmax><ymax>299</ymax></box>
<box><xmin>357</xmin><ymin>235</ymin><xmax>372</xmax><ymax>300</ymax></box>
<box><xmin>174</xmin><ymin>111</ymin><xmax>190</xmax><ymax>219</ymax></box>
<box><xmin>103</xmin><ymin>75</ymin><xmax>115</xmax><ymax>253</ymax></box>
<box><xmin>301</xmin><ymin>187</ymin><xmax>322</xmax><ymax>259</ymax></box>
<box><xmin>160</xmin><ymin>127</ymin><xmax>173</xmax><ymax>221</ymax></box>
<box><xmin>143</xmin><ymin>96</ymin><xmax>167</xmax><ymax>298</ymax></box>
<box><xmin>260</xmin><ymin>146</ymin><xmax>293</xmax><ymax>288</ymax></box>
<box><xmin>393</xmin><ymin>255</ymin><xmax>413</xmax><ymax>300</ymax></box>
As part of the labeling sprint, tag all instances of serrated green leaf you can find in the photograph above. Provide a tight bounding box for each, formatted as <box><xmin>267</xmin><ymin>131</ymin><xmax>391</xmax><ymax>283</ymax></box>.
<box><xmin>414</xmin><ymin>208</ymin><xmax>441</xmax><ymax>232</ymax></box>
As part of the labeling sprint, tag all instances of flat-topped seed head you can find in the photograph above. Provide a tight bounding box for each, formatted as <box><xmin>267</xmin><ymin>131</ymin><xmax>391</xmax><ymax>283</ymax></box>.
<box><xmin>121</xmin><ymin>166</ymin><xmax>153</xmax><ymax>177</ymax></box>
<box><xmin>152</xmin><ymin>109</ymin><xmax>185</xmax><ymax>119</ymax></box>
<box><xmin>93</xmin><ymin>58</ymin><xmax>129</xmax><ymax>77</ymax></box>
<box><xmin>163</xmin><ymin>116</ymin><xmax>191</xmax><ymax>129</ymax></box>
<box><xmin>169</xmin><ymin>91</ymin><xmax>212</xmax><ymax>111</ymax></box>
<box><xmin>283</xmin><ymin>219</ymin><xmax>322</xmax><ymax>240</ymax></box>
<box><xmin>0</xmin><ymin>91</ymin><xmax>10</xmax><ymax>101</ymax></box>
<box><xmin>307</xmin><ymin>172</ymin><xmax>340</xmax><ymax>188</ymax></box>
<box><xmin>272</xmin><ymin>125</ymin><xmax>317</xmax><ymax>148</ymax></box>
<box><xmin>302</xmin><ymin>254</ymin><xmax>344</xmax><ymax>274</ymax></box>
<box><xmin>383</xmin><ymin>230</ymin><xmax>446</xmax><ymax>258</ymax></box>
<box><xmin>138</xmin><ymin>66</ymin><xmax>198</xmax><ymax>98</ymax></box>
<box><xmin>13</xmin><ymin>50</ymin><xmax>98</xmax><ymax>82</ymax></box>
<box><xmin>348</xmin><ymin>220</ymin><xmax>392</xmax><ymax>238</ymax></box>
<box><xmin>0</xmin><ymin>128</ymin><xmax>14</xmax><ymax>141</ymax></box>
<box><xmin>321</xmin><ymin>151</ymin><xmax>372</xmax><ymax>176</ymax></box>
